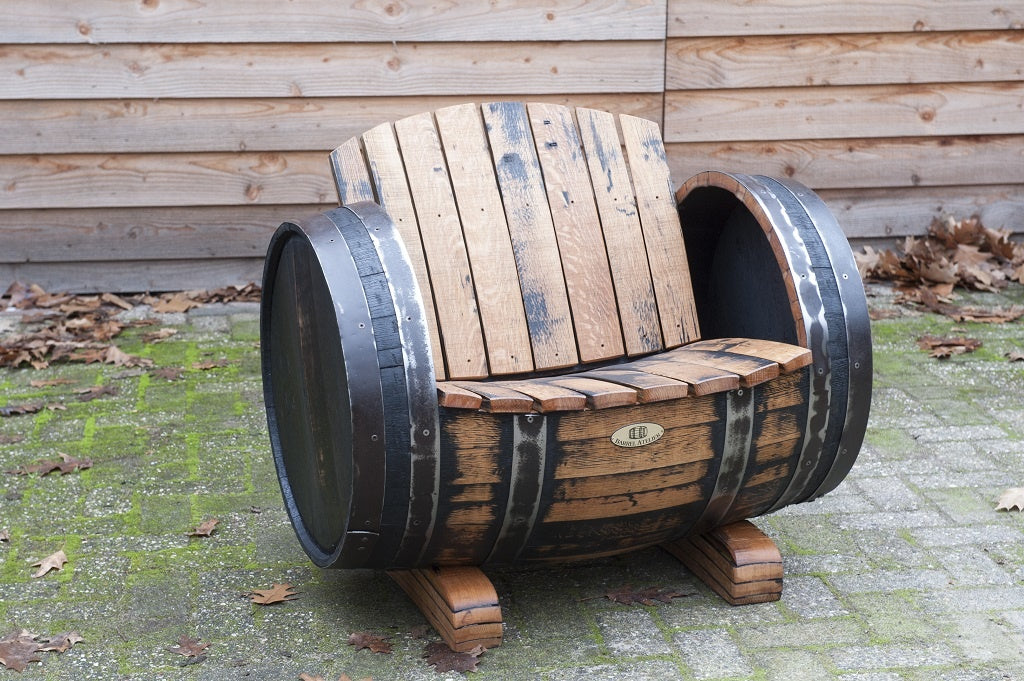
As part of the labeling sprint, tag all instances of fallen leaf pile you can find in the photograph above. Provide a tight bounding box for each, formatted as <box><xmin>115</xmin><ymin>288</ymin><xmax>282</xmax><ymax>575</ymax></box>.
<box><xmin>899</xmin><ymin>286</ymin><xmax>1024</xmax><ymax>325</ymax></box>
<box><xmin>916</xmin><ymin>335</ymin><xmax>983</xmax><ymax>359</ymax></box>
<box><xmin>996</xmin><ymin>487</ymin><xmax>1024</xmax><ymax>512</ymax></box>
<box><xmin>0</xmin><ymin>281</ymin><xmax>261</xmax><ymax>370</ymax></box>
<box><xmin>857</xmin><ymin>215</ymin><xmax>1024</xmax><ymax>291</ymax></box>
<box><xmin>0</xmin><ymin>629</ymin><xmax>82</xmax><ymax>672</ymax></box>
<box><xmin>422</xmin><ymin>641</ymin><xmax>485</xmax><ymax>673</ymax></box>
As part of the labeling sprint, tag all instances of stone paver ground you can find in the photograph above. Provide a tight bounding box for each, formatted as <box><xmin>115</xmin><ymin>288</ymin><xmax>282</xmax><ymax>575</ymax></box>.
<box><xmin>2</xmin><ymin>283</ymin><xmax>1024</xmax><ymax>680</ymax></box>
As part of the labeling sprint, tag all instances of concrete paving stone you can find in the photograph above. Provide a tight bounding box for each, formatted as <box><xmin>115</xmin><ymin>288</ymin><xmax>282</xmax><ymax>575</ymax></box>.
<box><xmin>910</xmin><ymin>525</ymin><xmax>1024</xmax><ymax>547</ymax></box>
<box><xmin>747</xmin><ymin>648</ymin><xmax>836</xmax><ymax>681</ymax></box>
<box><xmin>918</xmin><ymin>586</ymin><xmax>1024</xmax><ymax>616</ymax></box>
<box><xmin>833</xmin><ymin>509</ymin><xmax>949</xmax><ymax>531</ymax></box>
<box><xmin>543</xmin><ymin>659</ymin><xmax>687</xmax><ymax>681</ymax></box>
<box><xmin>736</xmin><ymin>618</ymin><xmax>869</xmax><ymax>649</ymax></box>
<box><xmin>907</xmin><ymin>470</ymin><xmax>1018</xmax><ymax>492</ymax></box>
<box><xmin>851</xmin><ymin>476</ymin><xmax>924</xmax><ymax>512</ymax></box>
<box><xmin>784</xmin><ymin>553</ymin><xmax>871</xmax><ymax>576</ymax></box>
<box><xmin>660</xmin><ymin>597</ymin><xmax>784</xmax><ymax>629</ymax></box>
<box><xmin>595</xmin><ymin>607</ymin><xmax>673</xmax><ymax>656</ymax></box>
<box><xmin>673</xmin><ymin>628</ymin><xmax>752</xmax><ymax>679</ymax></box>
<box><xmin>828</xmin><ymin>568</ymin><xmax>951</xmax><ymax>595</ymax></box>
<box><xmin>908</xmin><ymin>424</ymin><xmax>1010</xmax><ymax>443</ymax></box>
<box><xmin>778</xmin><ymin>576</ymin><xmax>849</xmax><ymax>619</ymax></box>
<box><xmin>829</xmin><ymin>642</ymin><xmax>960</xmax><ymax>670</ymax></box>
<box><xmin>853</xmin><ymin>532</ymin><xmax>934</xmax><ymax>570</ymax></box>
<box><xmin>931</xmin><ymin>546</ymin><xmax>1016</xmax><ymax>586</ymax></box>
<box><xmin>939</xmin><ymin>613</ymin><xmax>1024</xmax><ymax>664</ymax></box>
<box><xmin>843</xmin><ymin>592</ymin><xmax>942</xmax><ymax>645</ymax></box>
<box><xmin>189</xmin><ymin>314</ymin><xmax>231</xmax><ymax>333</ymax></box>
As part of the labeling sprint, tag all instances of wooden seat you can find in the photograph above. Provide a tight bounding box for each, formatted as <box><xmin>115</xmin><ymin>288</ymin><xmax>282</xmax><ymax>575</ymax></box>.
<box><xmin>261</xmin><ymin>101</ymin><xmax>872</xmax><ymax>651</ymax></box>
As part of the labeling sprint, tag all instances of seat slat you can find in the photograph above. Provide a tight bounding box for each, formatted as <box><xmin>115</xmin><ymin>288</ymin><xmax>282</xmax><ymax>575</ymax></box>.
<box><xmin>493</xmin><ymin>379</ymin><xmax>587</xmax><ymax>413</ymax></box>
<box><xmin>359</xmin><ymin>123</ymin><xmax>446</xmax><ymax>379</ymax></box>
<box><xmin>630</xmin><ymin>359</ymin><xmax>740</xmax><ymax>396</ymax></box>
<box><xmin>543</xmin><ymin>377</ymin><xmax>639</xmax><ymax>410</ymax></box>
<box><xmin>685</xmin><ymin>338</ymin><xmax>813</xmax><ymax>373</ymax></box>
<box><xmin>451</xmin><ymin>382</ymin><xmax>535</xmax><ymax>414</ymax></box>
<box><xmin>576</xmin><ymin>107</ymin><xmax>664</xmax><ymax>356</ymax></box>
<box><xmin>329</xmin><ymin>137</ymin><xmax>376</xmax><ymax>205</ymax></box>
<box><xmin>527</xmin><ymin>102</ymin><xmax>624</xmax><ymax>363</ymax></box>
<box><xmin>394</xmin><ymin>112</ymin><xmax>488</xmax><ymax>380</ymax></box>
<box><xmin>483</xmin><ymin>101</ymin><xmax>578</xmax><ymax>371</ymax></box>
<box><xmin>620</xmin><ymin>114</ymin><xmax>700</xmax><ymax>348</ymax></box>
<box><xmin>437</xmin><ymin>383</ymin><xmax>484</xmax><ymax>410</ymax></box>
<box><xmin>662</xmin><ymin>347</ymin><xmax>780</xmax><ymax>388</ymax></box>
<box><xmin>576</xmin><ymin>367</ymin><xmax>691</xmax><ymax>403</ymax></box>
<box><xmin>435</xmin><ymin>104</ymin><xmax>534</xmax><ymax>377</ymax></box>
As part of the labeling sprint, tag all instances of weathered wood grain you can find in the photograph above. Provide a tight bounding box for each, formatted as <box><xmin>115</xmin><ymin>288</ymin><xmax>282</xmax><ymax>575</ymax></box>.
<box><xmin>668</xmin><ymin>0</ymin><xmax>1024</xmax><ymax>36</ymax></box>
<box><xmin>667</xmin><ymin>31</ymin><xmax>1024</xmax><ymax>90</ymax></box>
<box><xmin>483</xmin><ymin>101</ymin><xmax>578</xmax><ymax>371</ymax></box>
<box><xmin>394</xmin><ymin>112</ymin><xmax>488</xmax><ymax>379</ymax></box>
<box><xmin>4</xmin><ymin>0</ymin><xmax>667</xmax><ymax>43</ymax></box>
<box><xmin>0</xmin><ymin>94</ymin><xmax>663</xmax><ymax>155</ymax></box>
<box><xmin>528</xmin><ymin>102</ymin><xmax>624</xmax><ymax>363</ymax></box>
<box><xmin>0</xmin><ymin>42</ymin><xmax>665</xmax><ymax>100</ymax></box>
<box><xmin>576</xmin><ymin>106</ymin><xmax>664</xmax><ymax>356</ymax></box>
<box><xmin>665</xmin><ymin>82</ymin><xmax>1024</xmax><ymax>143</ymax></box>
<box><xmin>0</xmin><ymin>152</ymin><xmax>334</xmax><ymax>209</ymax></box>
<box><xmin>620</xmin><ymin>114</ymin><xmax>700</xmax><ymax>347</ymax></box>
<box><xmin>666</xmin><ymin>135</ymin><xmax>1024</xmax><ymax>190</ymax></box>
<box><xmin>0</xmin><ymin>258</ymin><xmax>263</xmax><ymax>294</ymax></box>
<box><xmin>818</xmin><ymin>184</ymin><xmax>1024</xmax><ymax>239</ymax></box>
<box><xmin>329</xmin><ymin>138</ymin><xmax>375</xmax><ymax>205</ymax></box>
<box><xmin>436</xmin><ymin>103</ymin><xmax>533</xmax><ymax>376</ymax></box>
<box><xmin>0</xmin><ymin>205</ymin><xmax>314</xmax><ymax>263</ymax></box>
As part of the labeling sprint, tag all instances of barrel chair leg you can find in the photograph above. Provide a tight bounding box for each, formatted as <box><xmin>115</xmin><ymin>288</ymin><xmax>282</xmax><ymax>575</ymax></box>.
<box><xmin>387</xmin><ymin>566</ymin><xmax>503</xmax><ymax>652</ymax></box>
<box><xmin>662</xmin><ymin>520</ymin><xmax>783</xmax><ymax>605</ymax></box>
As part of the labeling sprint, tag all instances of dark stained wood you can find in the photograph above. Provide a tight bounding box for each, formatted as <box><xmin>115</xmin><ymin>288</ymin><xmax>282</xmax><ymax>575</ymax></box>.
<box><xmin>662</xmin><ymin>348</ymin><xmax>780</xmax><ymax>387</ymax></box>
<box><xmin>662</xmin><ymin>520</ymin><xmax>783</xmax><ymax>605</ymax></box>
<box><xmin>388</xmin><ymin>567</ymin><xmax>503</xmax><ymax>652</ymax></box>
<box><xmin>543</xmin><ymin>376</ymin><xmax>639</xmax><ymax>410</ymax></box>
<box><xmin>575</xmin><ymin>367</ymin><xmax>691</xmax><ymax>403</ymax></box>
<box><xmin>685</xmin><ymin>338</ymin><xmax>813</xmax><ymax>372</ymax></box>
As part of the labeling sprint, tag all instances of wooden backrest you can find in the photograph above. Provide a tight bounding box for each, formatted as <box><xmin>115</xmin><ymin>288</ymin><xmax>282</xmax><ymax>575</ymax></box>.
<box><xmin>330</xmin><ymin>102</ymin><xmax>699</xmax><ymax>381</ymax></box>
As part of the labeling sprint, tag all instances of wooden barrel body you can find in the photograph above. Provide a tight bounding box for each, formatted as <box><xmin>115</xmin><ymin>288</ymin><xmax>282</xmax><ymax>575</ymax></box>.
<box><xmin>261</xmin><ymin>181</ymin><xmax>870</xmax><ymax>570</ymax></box>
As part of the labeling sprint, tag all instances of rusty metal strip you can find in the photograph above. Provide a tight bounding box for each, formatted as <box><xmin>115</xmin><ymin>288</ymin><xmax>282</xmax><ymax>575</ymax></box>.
<box><xmin>485</xmin><ymin>413</ymin><xmax>547</xmax><ymax>564</ymax></box>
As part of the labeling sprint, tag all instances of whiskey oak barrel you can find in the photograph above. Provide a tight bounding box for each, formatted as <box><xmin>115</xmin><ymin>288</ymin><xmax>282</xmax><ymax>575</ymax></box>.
<box><xmin>261</xmin><ymin>181</ymin><xmax>870</xmax><ymax>570</ymax></box>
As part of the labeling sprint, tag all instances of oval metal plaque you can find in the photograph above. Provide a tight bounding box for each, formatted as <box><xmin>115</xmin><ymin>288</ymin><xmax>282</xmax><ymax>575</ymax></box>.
<box><xmin>610</xmin><ymin>422</ymin><xmax>665</xmax><ymax>448</ymax></box>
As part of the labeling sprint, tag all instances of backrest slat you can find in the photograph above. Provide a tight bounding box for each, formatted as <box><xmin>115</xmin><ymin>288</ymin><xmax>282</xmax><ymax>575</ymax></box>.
<box><xmin>620</xmin><ymin>114</ymin><xmax>701</xmax><ymax>347</ymax></box>
<box><xmin>358</xmin><ymin>122</ymin><xmax>447</xmax><ymax>379</ymax></box>
<box><xmin>482</xmin><ymin>101</ymin><xmax>578</xmax><ymax>371</ymax></box>
<box><xmin>576</xmin><ymin>107</ymin><xmax>664</xmax><ymax>356</ymax></box>
<box><xmin>527</xmin><ymin>102</ymin><xmax>624</xmax><ymax>363</ymax></box>
<box><xmin>393</xmin><ymin>112</ymin><xmax>488</xmax><ymax>379</ymax></box>
<box><xmin>329</xmin><ymin>137</ymin><xmax>375</xmax><ymax>205</ymax></box>
<box><xmin>435</xmin><ymin>104</ymin><xmax>534</xmax><ymax>376</ymax></box>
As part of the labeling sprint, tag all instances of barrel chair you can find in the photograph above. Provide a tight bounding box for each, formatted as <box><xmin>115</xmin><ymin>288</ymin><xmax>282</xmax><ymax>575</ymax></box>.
<box><xmin>260</xmin><ymin>102</ymin><xmax>871</xmax><ymax>651</ymax></box>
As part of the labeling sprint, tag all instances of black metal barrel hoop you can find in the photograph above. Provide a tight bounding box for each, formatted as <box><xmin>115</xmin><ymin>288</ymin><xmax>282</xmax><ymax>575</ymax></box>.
<box><xmin>675</xmin><ymin>171</ymin><xmax>871</xmax><ymax>513</ymax></box>
<box><xmin>261</xmin><ymin>205</ymin><xmax>440</xmax><ymax>569</ymax></box>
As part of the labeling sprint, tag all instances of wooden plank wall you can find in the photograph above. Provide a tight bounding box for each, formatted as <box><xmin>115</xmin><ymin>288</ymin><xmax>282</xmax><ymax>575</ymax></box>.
<box><xmin>665</xmin><ymin>0</ymin><xmax>1024</xmax><ymax>240</ymax></box>
<box><xmin>1</xmin><ymin>1</ymin><xmax>1021</xmax><ymax>292</ymax></box>
<box><xmin>0</xmin><ymin>1</ymin><xmax>665</xmax><ymax>292</ymax></box>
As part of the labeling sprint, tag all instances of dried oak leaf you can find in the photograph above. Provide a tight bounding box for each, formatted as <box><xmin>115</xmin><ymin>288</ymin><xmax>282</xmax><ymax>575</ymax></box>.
<box><xmin>0</xmin><ymin>630</ymin><xmax>42</xmax><ymax>672</ymax></box>
<box><xmin>102</xmin><ymin>345</ymin><xmax>153</xmax><ymax>368</ymax></box>
<box><xmin>100</xmin><ymin>292</ymin><xmax>133</xmax><ymax>310</ymax></box>
<box><xmin>50</xmin><ymin>452</ymin><xmax>93</xmax><ymax>476</ymax></box>
<box><xmin>192</xmin><ymin>359</ymin><xmax>231</xmax><ymax>370</ymax></box>
<box><xmin>169</xmin><ymin>635</ymin><xmax>209</xmax><ymax>658</ymax></box>
<box><xmin>152</xmin><ymin>367</ymin><xmax>184</xmax><ymax>381</ymax></box>
<box><xmin>0</xmin><ymin>529</ymin><xmax>9</xmax><ymax>542</ymax></box>
<box><xmin>1007</xmin><ymin>350</ymin><xmax>1024</xmax><ymax>362</ymax></box>
<box><xmin>422</xmin><ymin>641</ymin><xmax>485</xmax><ymax>673</ymax></box>
<box><xmin>917</xmin><ymin>335</ymin><xmax>982</xmax><ymax>359</ymax></box>
<box><xmin>38</xmin><ymin>631</ymin><xmax>83</xmax><ymax>653</ymax></box>
<box><xmin>29</xmin><ymin>378</ymin><xmax>76</xmax><ymax>388</ymax></box>
<box><xmin>996</xmin><ymin>488</ymin><xmax>1024</xmax><ymax>512</ymax></box>
<box><xmin>347</xmin><ymin>631</ymin><xmax>392</xmax><ymax>654</ymax></box>
<box><xmin>249</xmin><ymin>583</ymin><xmax>298</xmax><ymax>605</ymax></box>
<box><xmin>153</xmin><ymin>292</ymin><xmax>202</xmax><ymax>314</ymax></box>
<box><xmin>30</xmin><ymin>549</ymin><xmax>68</xmax><ymax>578</ymax></box>
<box><xmin>142</xmin><ymin>328</ymin><xmax>178</xmax><ymax>343</ymax></box>
<box><xmin>187</xmin><ymin>518</ymin><xmax>219</xmax><ymax>538</ymax></box>
<box><xmin>0</xmin><ymin>402</ymin><xmax>44</xmax><ymax>417</ymax></box>
<box><xmin>76</xmin><ymin>384</ymin><xmax>119</xmax><ymax>402</ymax></box>
<box><xmin>603</xmin><ymin>585</ymin><xmax>689</xmax><ymax>606</ymax></box>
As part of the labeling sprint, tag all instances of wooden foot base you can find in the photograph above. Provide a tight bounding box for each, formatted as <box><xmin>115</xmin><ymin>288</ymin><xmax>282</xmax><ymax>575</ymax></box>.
<box><xmin>662</xmin><ymin>520</ymin><xmax>783</xmax><ymax>605</ymax></box>
<box><xmin>388</xmin><ymin>566</ymin><xmax>503</xmax><ymax>651</ymax></box>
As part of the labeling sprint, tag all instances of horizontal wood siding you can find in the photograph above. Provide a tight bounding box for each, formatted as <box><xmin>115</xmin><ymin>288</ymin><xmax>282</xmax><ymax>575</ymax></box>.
<box><xmin>0</xmin><ymin>1</ymin><xmax>665</xmax><ymax>292</ymax></box>
<box><xmin>2</xmin><ymin>1</ymin><xmax>1021</xmax><ymax>291</ymax></box>
<box><xmin>665</xmin><ymin>2</ymin><xmax>1024</xmax><ymax>240</ymax></box>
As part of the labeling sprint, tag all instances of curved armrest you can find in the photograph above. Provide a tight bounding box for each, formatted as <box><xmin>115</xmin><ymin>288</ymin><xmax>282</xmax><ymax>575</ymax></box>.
<box><xmin>676</xmin><ymin>171</ymin><xmax>872</xmax><ymax>504</ymax></box>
